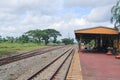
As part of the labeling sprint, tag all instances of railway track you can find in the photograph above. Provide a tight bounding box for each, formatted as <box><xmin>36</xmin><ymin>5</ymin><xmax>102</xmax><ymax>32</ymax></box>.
<box><xmin>27</xmin><ymin>47</ymin><xmax>75</xmax><ymax>80</ymax></box>
<box><xmin>0</xmin><ymin>46</ymin><xmax>65</xmax><ymax>66</ymax></box>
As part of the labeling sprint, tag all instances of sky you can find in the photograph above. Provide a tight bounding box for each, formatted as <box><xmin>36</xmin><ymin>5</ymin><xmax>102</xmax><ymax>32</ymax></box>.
<box><xmin>0</xmin><ymin>0</ymin><xmax>117</xmax><ymax>39</ymax></box>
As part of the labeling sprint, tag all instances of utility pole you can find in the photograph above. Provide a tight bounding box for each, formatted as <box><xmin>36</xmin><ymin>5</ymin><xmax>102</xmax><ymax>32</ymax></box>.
<box><xmin>68</xmin><ymin>32</ymin><xmax>70</xmax><ymax>39</ymax></box>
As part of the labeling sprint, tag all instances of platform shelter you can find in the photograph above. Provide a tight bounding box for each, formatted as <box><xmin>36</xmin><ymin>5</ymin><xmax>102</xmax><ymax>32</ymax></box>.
<box><xmin>74</xmin><ymin>26</ymin><xmax>119</xmax><ymax>52</ymax></box>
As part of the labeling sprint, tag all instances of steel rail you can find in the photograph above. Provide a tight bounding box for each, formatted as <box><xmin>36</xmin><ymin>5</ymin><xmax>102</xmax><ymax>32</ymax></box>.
<box><xmin>27</xmin><ymin>47</ymin><xmax>72</xmax><ymax>80</ymax></box>
<box><xmin>0</xmin><ymin>46</ymin><xmax>65</xmax><ymax>66</ymax></box>
<box><xmin>49</xmin><ymin>49</ymin><xmax>75</xmax><ymax>80</ymax></box>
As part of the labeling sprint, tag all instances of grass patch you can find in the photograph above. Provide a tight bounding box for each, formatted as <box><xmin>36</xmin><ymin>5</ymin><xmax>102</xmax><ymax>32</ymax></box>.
<box><xmin>0</xmin><ymin>42</ymin><xmax>46</xmax><ymax>57</ymax></box>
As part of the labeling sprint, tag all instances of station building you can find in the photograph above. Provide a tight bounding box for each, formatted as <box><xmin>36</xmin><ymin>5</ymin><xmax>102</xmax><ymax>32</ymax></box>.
<box><xmin>74</xmin><ymin>26</ymin><xmax>120</xmax><ymax>52</ymax></box>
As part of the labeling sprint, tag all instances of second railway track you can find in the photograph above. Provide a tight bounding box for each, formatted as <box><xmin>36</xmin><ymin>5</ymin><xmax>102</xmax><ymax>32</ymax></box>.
<box><xmin>27</xmin><ymin>47</ymin><xmax>75</xmax><ymax>80</ymax></box>
<box><xmin>0</xmin><ymin>46</ymin><xmax>65</xmax><ymax>66</ymax></box>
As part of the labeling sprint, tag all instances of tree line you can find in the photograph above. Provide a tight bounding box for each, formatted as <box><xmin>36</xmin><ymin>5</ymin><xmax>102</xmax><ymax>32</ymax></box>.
<box><xmin>0</xmin><ymin>29</ymin><xmax>74</xmax><ymax>45</ymax></box>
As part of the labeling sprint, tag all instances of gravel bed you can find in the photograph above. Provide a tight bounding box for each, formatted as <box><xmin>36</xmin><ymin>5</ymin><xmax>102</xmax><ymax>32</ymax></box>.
<box><xmin>32</xmin><ymin>48</ymin><xmax>72</xmax><ymax>80</ymax></box>
<box><xmin>0</xmin><ymin>46</ymin><xmax>69</xmax><ymax>80</ymax></box>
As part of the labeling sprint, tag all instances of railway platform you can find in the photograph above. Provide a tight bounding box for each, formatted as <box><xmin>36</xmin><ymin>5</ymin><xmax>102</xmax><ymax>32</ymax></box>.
<box><xmin>79</xmin><ymin>51</ymin><xmax>120</xmax><ymax>80</ymax></box>
<box><xmin>67</xmin><ymin>51</ymin><xmax>83</xmax><ymax>80</ymax></box>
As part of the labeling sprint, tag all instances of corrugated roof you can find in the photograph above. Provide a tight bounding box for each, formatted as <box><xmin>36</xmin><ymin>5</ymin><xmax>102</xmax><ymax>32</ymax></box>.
<box><xmin>74</xmin><ymin>26</ymin><xmax>119</xmax><ymax>34</ymax></box>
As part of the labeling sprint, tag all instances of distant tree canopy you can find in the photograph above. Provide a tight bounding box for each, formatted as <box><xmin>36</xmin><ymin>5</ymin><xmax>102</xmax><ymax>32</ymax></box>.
<box><xmin>25</xmin><ymin>29</ymin><xmax>61</xmax><ymax>45</ymax></box>
<box><xmin>0</xmin><ymin>29</ymin><xmax>76</xmax><ymax>46</ymax></box>
<box><xmin>25</xmin><ymin>29</ymin><xmax>43</xmax><ymax>43</ymax></box>
<box><xmin>6</xmin><ymin>36</ymin><xmax>14</xmax><ymax>43</ymax></box>
<box><xmin>16</xmin><ymin>35</ymin><xmax>29</xmax><ymax>43</ymax></box>
<box><xmin>0</xmin><ymin>29</ymin><xmax>61</xmax><ymax>45</ymax></box>
<box><xmin>61</xmin><ymin>38</ymin><xmax>74</xmax><ymax>45</ymax></box>
<box><xmin>111</xmin><ymin>0</ymin><xmax>120</xmax><ymax>29</ymax></box>
<box><xmin>0</xmin><ymin>29</ymin><xmax>62</xmax><ymax>45</ymax></box>
<box><xmin>24</xmin><ymin>29</ymin><xmax>62</xmax><ymax>45</ymax></box>
<box><xmin>43</xmin><ymin>29</ymin><xmax>62</xmax><ymax>43</ymax></box>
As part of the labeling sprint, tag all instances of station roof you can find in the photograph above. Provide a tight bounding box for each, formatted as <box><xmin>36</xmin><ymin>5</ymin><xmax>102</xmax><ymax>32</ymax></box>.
<box><xmin>74</xmin><ymin>26</ymin><xmax>119</xmax><ymax>35</ymax></box>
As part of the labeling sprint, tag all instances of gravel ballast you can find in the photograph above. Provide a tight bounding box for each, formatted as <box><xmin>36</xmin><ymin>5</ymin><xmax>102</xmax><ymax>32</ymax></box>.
<box><xmin>0</xmin><ymin>46</ymin><xmax>69</xmax><ymax>80</ymax></box>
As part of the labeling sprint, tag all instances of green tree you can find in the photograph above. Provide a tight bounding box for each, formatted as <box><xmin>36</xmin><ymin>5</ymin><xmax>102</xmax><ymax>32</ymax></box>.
<box><xmin>24</xmin><ymin>29</ymin><xmax>61</xmax><ymax>45</ymax></box>
<box><xmin>82</xmin><ymin>39</ymin><xmax>91</xmax><ymax>45</ymax></box>
<box><xmin>56</xmin><ymin>40</ymin><xmax>61</xmax><ymax>44</ymax></box>
<box><xmin>89</xmin><ymin>40</ymin><xmax>95</xmax><ymax>48</ymax></box>
<box><xmin>43</xmin><ymin>29</ymin><xmax>61</xmax><ymax>43</ymax></box>
<box><xmin>62</xmin><ymin>38</ymin><xmax>74</xmax><ymax>45</ymax></box>
<box><xmin>41</xmin><ymin>30</ymin><xmax>50</xmax><ymax>45</ymax></box>
<box><xmin>25</xmin><ymin>29</ymin><xmax>42</xmax><ymax>43</ymax></box>
<box><xmin>6</xmin><ymin>36</ymin><xmax>14</xmax><ymax>43</ymax></box>
<box><xmin>2</xmin><ymin>38</ymin><xmax>7</xmax><ymax>42</ymax></box>
<box><xmin>111</xmin><ymin>0</ymin><xmax>120</xmax><ymax>29</ymax></box>
<box><xmin>17</xmin><ymin>35</ymin><xmax>29</xmax><ymax>43</ymax></box>
<box><xmin>0</xmin><ymin>35</ymin><xmax>2</xmax><ymax>43</ymax></box>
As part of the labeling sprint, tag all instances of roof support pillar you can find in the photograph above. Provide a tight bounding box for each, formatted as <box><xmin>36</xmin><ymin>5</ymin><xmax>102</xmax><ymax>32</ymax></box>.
<box><xmin>100</xmin><ymin>35</ymin><xmax>103</xmax><ymax>47</ymax></box>
<box><xmin>78</xmin><ymin>36</ymin><xmax>82</xmax><ymax>52</ymax></box>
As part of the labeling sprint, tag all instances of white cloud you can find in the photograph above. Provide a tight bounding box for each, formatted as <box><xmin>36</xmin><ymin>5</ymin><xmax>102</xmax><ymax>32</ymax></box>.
<box><xmin>0</xmin><ymin>0</ymin><xmax>62</xmax><ymax>15</ymax></box>
<box><xmin>85</xmin><ymin>5</ymin><xmax>112</xmax><ymax>22</ymax></box>
<box><xmin>64</xmin><ymin>0</ymin><xmax>116</xmax><ymax>8</ymax></box>
<box><xmin>0</xmin><ymin>0</ymin><xmax>117</xmax><ymax>39</ymax></box>
<box><xmin>0</xmin><ymin>26</ymin><xmax>16</xmax><ymax>32</ymax></box>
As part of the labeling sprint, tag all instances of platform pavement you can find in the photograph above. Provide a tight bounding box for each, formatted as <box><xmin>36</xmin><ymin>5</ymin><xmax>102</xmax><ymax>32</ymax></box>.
<box><xmin>80</xmin><ymin>51</ymin><xmax>120</xmax><ymax>80</ymax></box>
<box><xmin>66</xmin><ymin>50</ymin><xmax>83</xmax><ymax>80</ymax></box>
